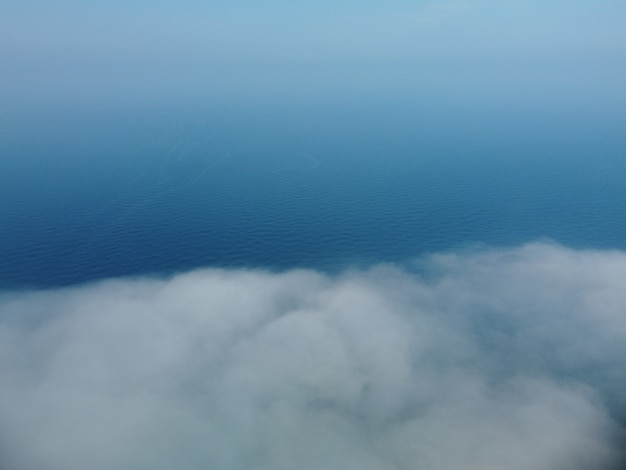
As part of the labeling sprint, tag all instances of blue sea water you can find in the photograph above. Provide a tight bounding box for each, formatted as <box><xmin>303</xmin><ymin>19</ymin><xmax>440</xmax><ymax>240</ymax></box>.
<box><xmin>1</xmin><ymin>95</ymin><xmax>625</xmax><ymax>289</ymax></box>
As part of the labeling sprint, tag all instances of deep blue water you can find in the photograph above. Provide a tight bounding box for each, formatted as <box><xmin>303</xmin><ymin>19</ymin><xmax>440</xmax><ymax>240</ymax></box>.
<box><xmin>1</xmin><ymin>97</ymin><xmax>625</xmax><ymax>289</ymax></box>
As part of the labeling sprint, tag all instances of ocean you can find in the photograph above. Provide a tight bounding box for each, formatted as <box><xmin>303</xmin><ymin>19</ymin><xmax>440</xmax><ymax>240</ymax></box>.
<box><xmin>1</xmin><ymin>94</ymin><xmax>624</xmax><ymax>288</ymax></box>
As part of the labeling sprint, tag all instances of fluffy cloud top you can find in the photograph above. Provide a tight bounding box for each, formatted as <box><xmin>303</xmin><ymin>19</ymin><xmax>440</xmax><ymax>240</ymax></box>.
<box><xmin>1</xmin><ymin>242</ymin><xmax>625</xmax><ymax>469</ymax></box>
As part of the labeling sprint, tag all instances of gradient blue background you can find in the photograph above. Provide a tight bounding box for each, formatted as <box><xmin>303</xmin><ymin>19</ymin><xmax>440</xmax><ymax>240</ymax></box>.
<box><xmin>1</xmin><ymin>0</ymin><xmax>625</xmax><ymax>288</ymax></box>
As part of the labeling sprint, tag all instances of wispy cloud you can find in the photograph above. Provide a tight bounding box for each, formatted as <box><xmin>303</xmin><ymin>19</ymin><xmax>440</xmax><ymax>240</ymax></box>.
<box><xmin>1</xmin><ymin>242</ymin><xmax>624</xmax><ymax>469</ymax></box>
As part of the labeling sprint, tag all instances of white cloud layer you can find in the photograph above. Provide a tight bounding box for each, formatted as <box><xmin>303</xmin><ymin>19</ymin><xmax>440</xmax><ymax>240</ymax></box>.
<box><xmin>0</xmin><ymin>242</ymin><xmax>625</xmax><ymax>469</ymax></box>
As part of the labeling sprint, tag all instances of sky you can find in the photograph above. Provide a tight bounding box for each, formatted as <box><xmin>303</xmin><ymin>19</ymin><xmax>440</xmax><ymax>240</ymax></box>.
<box><xmin>1</xmin><ymin>1</ymin><xmax>626</xmax><ymax>468</ymax></box>
<box><xmin>2</xmin><ymin>0</ymin><xmax>625</xmax><ymax>110</ymax></box>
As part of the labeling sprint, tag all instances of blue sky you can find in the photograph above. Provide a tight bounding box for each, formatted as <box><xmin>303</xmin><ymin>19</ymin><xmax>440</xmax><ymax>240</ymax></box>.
<box><xmin>4</xmin><ymin>1</ymin><xmax>625</xmax><ymax>66</ymax></box>
<box><xmin>2</xmin><ymin>0</ymin><xmax>625</xmax><ymax>109</ymax></box>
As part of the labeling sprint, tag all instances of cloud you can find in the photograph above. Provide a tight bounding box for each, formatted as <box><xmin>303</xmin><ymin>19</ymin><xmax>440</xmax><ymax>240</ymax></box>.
<box><xmin>0</xmin><ymin>242</ymin><xmax>625</xmax><ymax>469</ymax></box>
